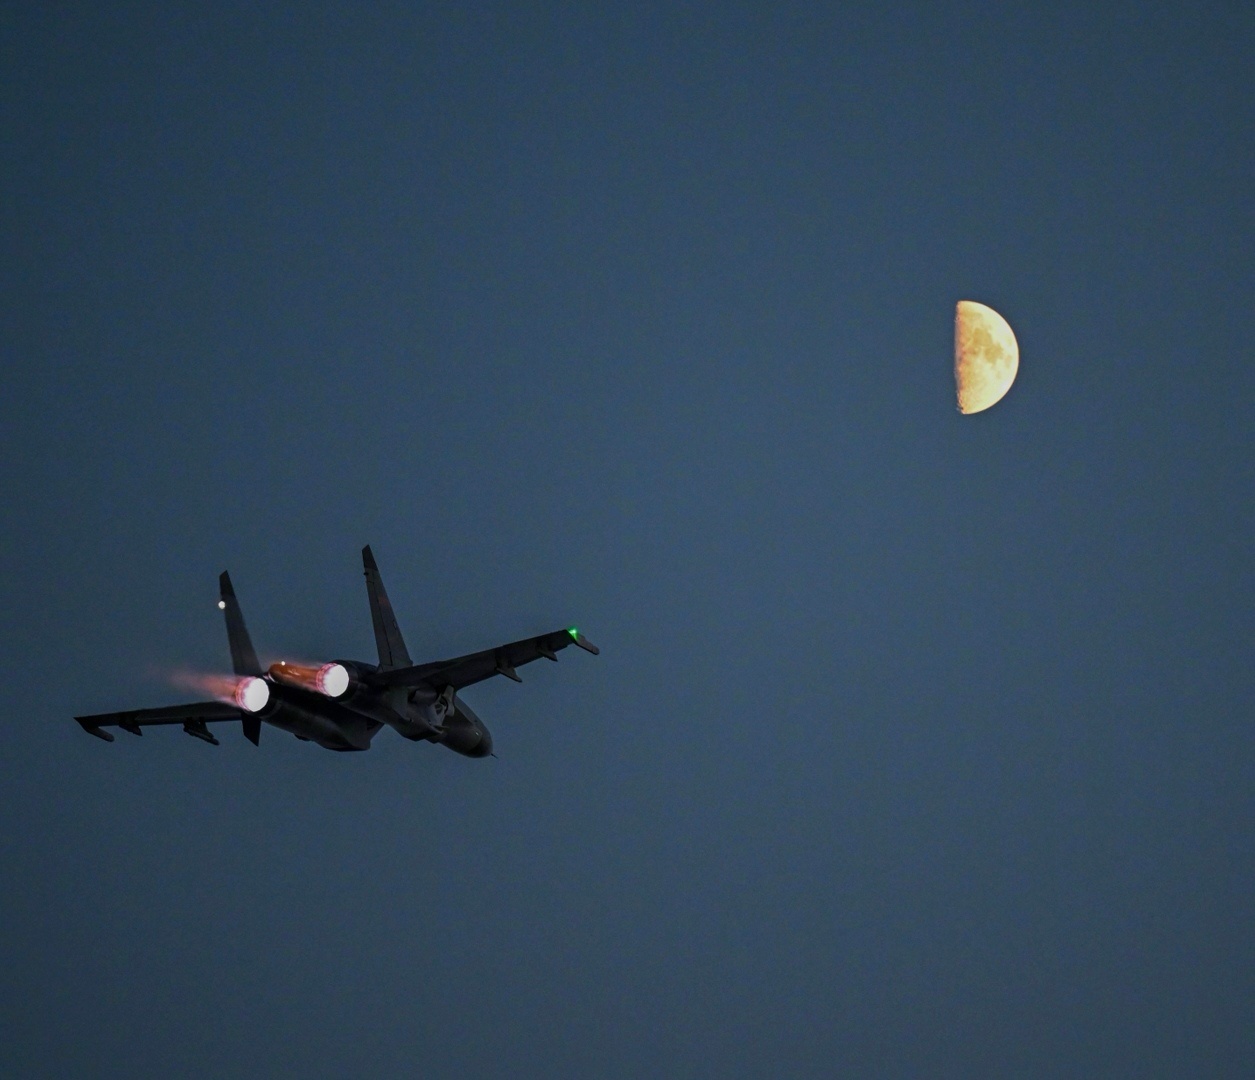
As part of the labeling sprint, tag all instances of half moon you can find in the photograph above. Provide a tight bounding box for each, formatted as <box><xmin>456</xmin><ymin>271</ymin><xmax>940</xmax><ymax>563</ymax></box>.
<box><xmin>955</xmin><ymin>300</ymin><xmax>1019</xmax><ymax>414</ymax></box>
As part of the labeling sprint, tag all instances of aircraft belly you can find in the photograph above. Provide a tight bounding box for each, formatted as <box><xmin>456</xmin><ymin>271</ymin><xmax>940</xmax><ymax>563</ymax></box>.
<box><xmin>269</xmin><ymin>693</ymin><xmax>377</xmax><ymax>751</ymax></box>
<box><xmin>338</xmin><ymin>689</ymin><xmax>438</xmax><ymax>740</ymax></box>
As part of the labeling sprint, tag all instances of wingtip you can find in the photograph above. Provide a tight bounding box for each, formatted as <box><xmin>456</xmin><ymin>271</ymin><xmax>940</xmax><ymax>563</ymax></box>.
<box><xmin>362</xmin><ymin>545</ymin><xmax>377</xmax><ymax>571</ymax></box>
<box><xmin>219</xmin><ymin>571</ymin><xmax>235</xmax><ymax>597</ymax></box>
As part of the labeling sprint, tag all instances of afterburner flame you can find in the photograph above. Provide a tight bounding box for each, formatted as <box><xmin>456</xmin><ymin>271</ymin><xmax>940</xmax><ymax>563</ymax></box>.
<box><xmin>234</xmin><ymin>676</ymin><xmax>270</xmax><ymax>713</ymax></box>
<box><xmin>268</xmin><ymin>660</ymin><xmax>350</xmax><ymax>697</ymax></box>
<box><xmin>269</xmin><ymin>661</ymin><xmax>317</xmax><ymax>690</ymax></box>
<box><xmin>170</xmin><ymin>671</ymin><xmax>270</xmax><ymax>711</ymax></box>
<box><xmin>317</xmin><ymin>663</ymin><xmax>350</xmax><ymax>698</ymax></box>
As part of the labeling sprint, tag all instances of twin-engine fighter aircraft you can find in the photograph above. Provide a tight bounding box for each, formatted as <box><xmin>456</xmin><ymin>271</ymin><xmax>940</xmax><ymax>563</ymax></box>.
<box><xmin>75</xmin><ymin>546</ymin><xmax>599</xmax><ymax>755</ymax></box>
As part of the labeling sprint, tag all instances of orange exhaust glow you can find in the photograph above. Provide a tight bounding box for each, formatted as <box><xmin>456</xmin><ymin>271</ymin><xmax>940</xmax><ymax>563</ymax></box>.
<box><xmin>268</xmin><ymin>661</ymin><xmax>349</xmax><ymax>698</ymax></box>
<box><xmin>268</xmin><ymin>661</ymin><xmax>319</xmax><ymax>692</ymax></box>
<box><xmin>234</xmin><ymin>676</ymin><xmax>270</xmax><ymax>712</ymax></box>
<box><xmin>170</xmin><ymin>671</ymin><xmax>270</xmax><ymax>712</ymax></box>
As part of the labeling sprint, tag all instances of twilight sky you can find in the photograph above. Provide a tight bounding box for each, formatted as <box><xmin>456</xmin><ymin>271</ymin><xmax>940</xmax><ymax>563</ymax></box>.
<box><xmin>2</xmin><ymin>3</ymin><xmax>1252</xmax><ymax>1076</ymax></box>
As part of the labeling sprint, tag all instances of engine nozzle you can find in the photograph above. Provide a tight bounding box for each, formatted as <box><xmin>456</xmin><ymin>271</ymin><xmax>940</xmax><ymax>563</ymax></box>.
<box><xmin>315</xmin><ymin>663</ymin><xmax>350</xmax><ymax>697</ymax></box>
<box><xmin>267</xmin><ymin>661</ymin><xmax>353</xmax><ymax>698</ymax></box>
<box><xmin>233</xmin><ymin>676</ymin><xmax>270</xmax><ymax>713</ymax></box>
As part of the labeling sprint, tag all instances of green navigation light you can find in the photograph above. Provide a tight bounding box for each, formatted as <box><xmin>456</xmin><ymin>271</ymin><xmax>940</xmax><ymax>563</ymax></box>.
<box><xmin>567</xmin><ymin>627</ymin><xmax>579</xmax><ymax>639</ymax></box>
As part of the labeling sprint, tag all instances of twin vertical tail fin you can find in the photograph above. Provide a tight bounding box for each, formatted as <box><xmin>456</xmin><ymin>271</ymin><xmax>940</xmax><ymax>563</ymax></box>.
<box><xmin>217</xmin><ymin>553</ymin><xmax>407</xmax><ymax>744</ymax></box>
<box><xmin>219</xmin><ymin>571</ymin><xmax>262</xmax><ymax>746</ymax></box>
<box><xmin>362</xmin><ymin>546</ymin><xmax>412</xmax><ymax>671</ymax></box>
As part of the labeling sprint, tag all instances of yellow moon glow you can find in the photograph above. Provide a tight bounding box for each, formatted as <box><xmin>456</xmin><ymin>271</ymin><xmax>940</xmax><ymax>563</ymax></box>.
<box><xmin>954</xmin><ymin>300</ymin><xmax>1019</xmax><ymax>414</ymax></box>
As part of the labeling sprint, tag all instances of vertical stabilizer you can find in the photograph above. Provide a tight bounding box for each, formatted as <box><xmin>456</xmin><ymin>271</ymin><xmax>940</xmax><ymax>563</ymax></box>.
<box><xmin>219</xmin><ymin>572</ymin><xmax>263</xmax><ymax>677</ymax></box>
<box><xmin>362</xmin><ymin>546</ymin><xmax>412</xmax><ymax>671</ymax></box>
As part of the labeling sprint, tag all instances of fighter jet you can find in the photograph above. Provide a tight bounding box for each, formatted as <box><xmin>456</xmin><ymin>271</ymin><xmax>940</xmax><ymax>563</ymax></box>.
<box><xmin>75</xmin><ymin>546</ymin><xmax>598</xmax><ymax>755</ymax></box>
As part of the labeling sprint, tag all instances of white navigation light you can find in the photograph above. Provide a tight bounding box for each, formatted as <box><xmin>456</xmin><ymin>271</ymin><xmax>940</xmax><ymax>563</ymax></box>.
<box><xmin>316</xmin><ymin>663</ymin><xmax>350</xmax><ymax>698</ymax></box>
<box><xmin>218</xmin><ymin>600</ymin><xmax>226</xmax><ymax>610</ymax></box>
<box><xmin>234</xmin><ymin>676</ymin><xmax>270</xmax><ymax>713</ymax></box>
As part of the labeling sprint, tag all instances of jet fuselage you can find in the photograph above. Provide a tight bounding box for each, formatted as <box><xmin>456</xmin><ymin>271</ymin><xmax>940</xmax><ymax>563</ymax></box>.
<box><xmin>74</xmin><ymin>545</ymin><xmax>593</xmax><ymax>754</ymax></box>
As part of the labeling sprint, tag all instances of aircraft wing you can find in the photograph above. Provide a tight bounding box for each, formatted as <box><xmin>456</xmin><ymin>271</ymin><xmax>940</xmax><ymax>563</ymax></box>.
<box><xmin>76</xmin><ymin>701</ymin><xmax>243</xmax><ymax>744</ymax></box>
<box><xmin>373</xmin><ymin>628</ymin><xmax>599</xmax><ymax>691</ymax></box>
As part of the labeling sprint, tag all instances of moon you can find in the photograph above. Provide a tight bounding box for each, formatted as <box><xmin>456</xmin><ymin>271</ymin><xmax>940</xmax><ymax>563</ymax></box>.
<box><xmin>954</xmin><ymin>300</ymin><xmax>1019</xmax><ymax>414</ymax></box>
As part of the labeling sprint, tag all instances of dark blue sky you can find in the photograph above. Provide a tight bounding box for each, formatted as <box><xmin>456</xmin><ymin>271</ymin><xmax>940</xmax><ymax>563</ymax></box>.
<box><xmin>2</xmin><ymin>3</ymin><xmax>1252</xmax><ymax>1076</ymax></box>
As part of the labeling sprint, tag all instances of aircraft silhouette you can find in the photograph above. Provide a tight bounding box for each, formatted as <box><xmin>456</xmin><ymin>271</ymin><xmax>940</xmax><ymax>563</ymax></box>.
<box><xmin>75</xmin><ymin>546</ymin><xmax>598</xmax><ymax>755</ymax></box>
